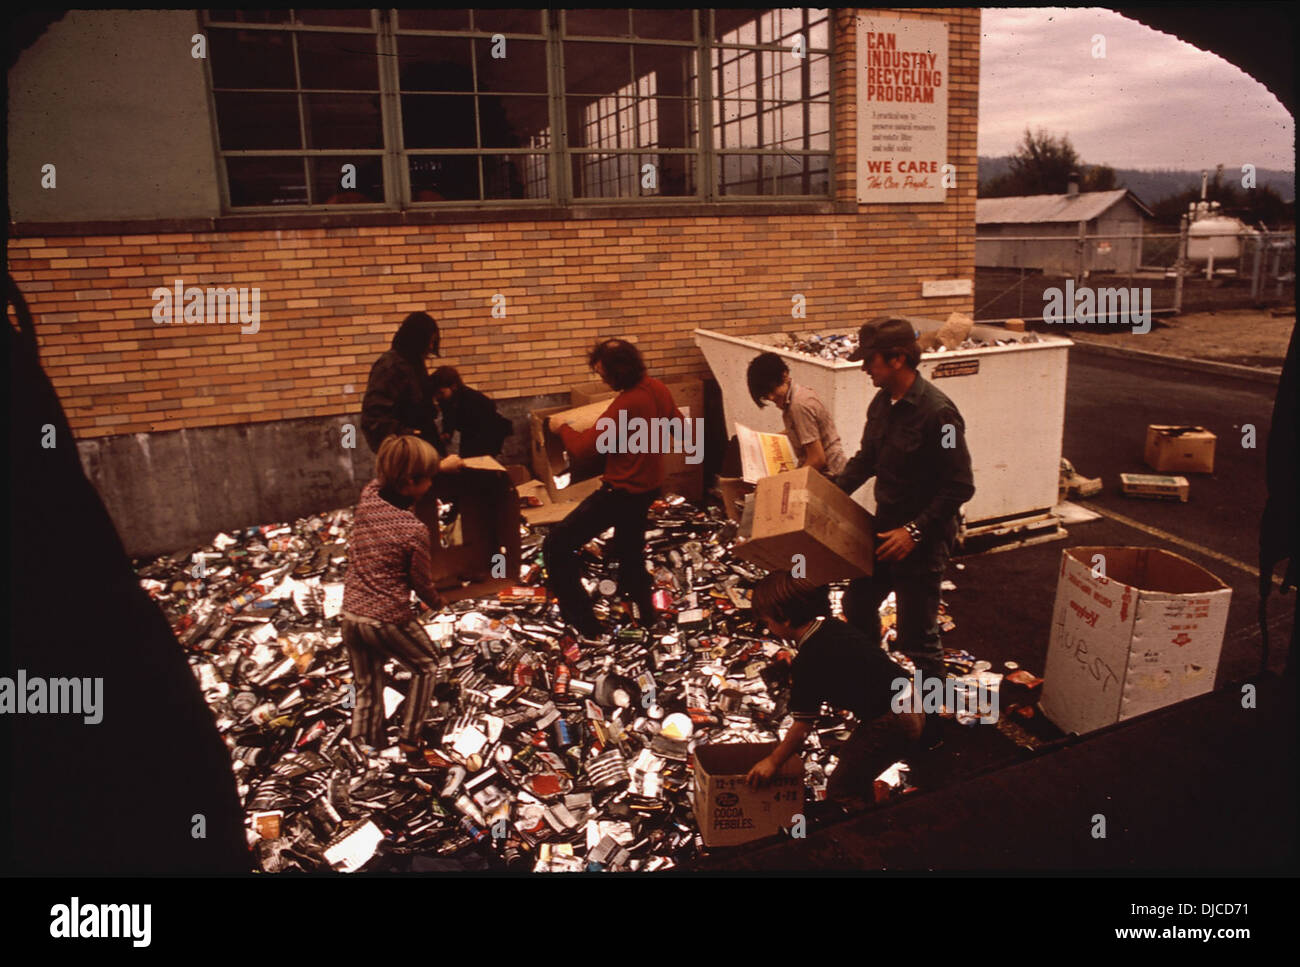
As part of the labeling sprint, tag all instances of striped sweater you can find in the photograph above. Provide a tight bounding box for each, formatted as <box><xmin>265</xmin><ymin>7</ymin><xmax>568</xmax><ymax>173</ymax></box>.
<box><xmin>341</xmin><ymin>480</ymin><xmax>442</xmax><ymax>623</ymax></box>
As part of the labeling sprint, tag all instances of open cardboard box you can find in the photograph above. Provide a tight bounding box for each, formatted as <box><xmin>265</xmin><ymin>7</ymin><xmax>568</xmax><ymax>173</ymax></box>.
<box><xmin>414</xmin><ymin>456</ymin><xmax>521</xmax><ymax>603</ymax></box>
<box><xmin>1041</xmin><ymin>545</ymin><xmax>1231</xmax><ymax>735</ymax></box>
<box><xmin>563</xmin><ymin>379</ymin><xmax>706</xmax><ymax>501</ymax></box>
<box><xmin>693</xmin><ymin>741</ymin><xmax>803</xmax><ymax>847</ymax></box>
<box><xmin>732</xmin><ymin>466</ymin><xmax>875</xmax><ymax>585</ymax></box>
<box><xmin>528</xmin><ymin>378</ymin><xmax>706</xmax><ymax>512</ymax></box>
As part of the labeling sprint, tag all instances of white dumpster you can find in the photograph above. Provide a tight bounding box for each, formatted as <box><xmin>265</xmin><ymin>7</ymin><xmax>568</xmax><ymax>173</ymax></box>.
<box><xmin>693</xmin><ymin>323</ymin><xmax>1073</xmax><ymax>531</ymax></box>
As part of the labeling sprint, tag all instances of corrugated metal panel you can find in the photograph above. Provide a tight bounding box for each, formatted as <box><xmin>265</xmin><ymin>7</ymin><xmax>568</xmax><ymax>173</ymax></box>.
<box><xmin>976</xmin><ymin>189</ymin><xmax>1132</xmax><ymax>225</ymax></box>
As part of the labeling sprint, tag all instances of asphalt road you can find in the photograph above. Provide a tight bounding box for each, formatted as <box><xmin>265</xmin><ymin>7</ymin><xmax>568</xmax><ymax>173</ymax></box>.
<box><xmin>944</xmin><ymin>347</ymin><xmax>1291</xmax><ymax>690</ymax></box>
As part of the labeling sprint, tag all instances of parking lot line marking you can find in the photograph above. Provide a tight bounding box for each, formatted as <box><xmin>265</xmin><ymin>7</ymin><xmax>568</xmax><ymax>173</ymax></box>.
<box><xmin>1090</xmin><ymin>506</ymin><xmax>1260</xmax><ymax>578</ymax></box>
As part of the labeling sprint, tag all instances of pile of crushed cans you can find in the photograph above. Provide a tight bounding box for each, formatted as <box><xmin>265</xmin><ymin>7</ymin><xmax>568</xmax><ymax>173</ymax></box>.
<box><xmin>776</xmin><ymin>330</ymin><xmax>1043</xmax><ymax>361</ymax></box>
<box><xmin>135</xmin><ymin>497</ymin><xmax>972</xmax><ymax>873</ymax></box>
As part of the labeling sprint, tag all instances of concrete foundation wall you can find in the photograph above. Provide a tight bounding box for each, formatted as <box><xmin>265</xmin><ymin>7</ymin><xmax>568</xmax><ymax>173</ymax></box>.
<box><xmin>78</xmin><ymin>392</ymin><xmax>565</xmax><ymax>558</ymax></box>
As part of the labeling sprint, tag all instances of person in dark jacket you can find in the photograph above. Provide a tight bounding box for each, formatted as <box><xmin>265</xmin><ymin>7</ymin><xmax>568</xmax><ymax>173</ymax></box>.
<box><xmin>430</xmin><ymin>366</ymin><xmax>513</xmax><ymax>459</ymax></box>
<box><xmin>361</xmin><ymin>312</ymin><xmax>446</xmax><ymax>455</ymax></box>
<box><xmin>744</xmin><ymin>570</ymin><xmax>926</xmax><ymax>811</ymax></box>
<box><xmin>833</xmin><ymin>317</ymin><xmax>975</xmax><ymax>684</ymax></box>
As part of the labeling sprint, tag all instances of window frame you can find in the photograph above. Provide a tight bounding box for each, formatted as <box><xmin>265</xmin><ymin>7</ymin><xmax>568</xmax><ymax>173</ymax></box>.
<box><xmin>200</xmin><ymin>8</ymin><xmax>836</xmax><ymax>214</ymax></box>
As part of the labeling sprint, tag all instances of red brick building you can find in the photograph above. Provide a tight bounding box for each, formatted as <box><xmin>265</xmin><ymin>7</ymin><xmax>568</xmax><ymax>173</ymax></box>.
<box><xmin>7</xmin><ymin>9</ymin><xmax>980</xmax><ymax>553</ymax></box>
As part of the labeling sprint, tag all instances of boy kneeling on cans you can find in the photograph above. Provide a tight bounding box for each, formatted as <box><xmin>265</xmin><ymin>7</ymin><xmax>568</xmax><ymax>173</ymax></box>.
<box><xmin>746</xmin><ymin>570</ymin><xmax>927</xmax><ymax>810</ymax></box>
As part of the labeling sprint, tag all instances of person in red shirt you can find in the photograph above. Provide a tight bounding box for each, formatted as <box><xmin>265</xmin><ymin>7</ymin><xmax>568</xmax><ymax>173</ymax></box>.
<box><xmin>543</xmin><ymin>338</ymin><xmax>682</xmax><ymax>637</ymax></box>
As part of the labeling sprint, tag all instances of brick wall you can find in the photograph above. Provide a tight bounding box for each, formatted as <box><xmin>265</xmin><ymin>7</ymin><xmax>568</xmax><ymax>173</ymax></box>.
<box><xmin>7</xmin><ymin>8</ymin><xmax>980</xmax><ymax>441</ymax></box>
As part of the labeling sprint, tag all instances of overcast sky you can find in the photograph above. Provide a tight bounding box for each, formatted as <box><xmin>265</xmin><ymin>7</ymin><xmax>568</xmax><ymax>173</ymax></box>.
<box><xmin>979</xmin><ymin>7</ymin><xmax>1295</xmax><ymax>171</ymax></box>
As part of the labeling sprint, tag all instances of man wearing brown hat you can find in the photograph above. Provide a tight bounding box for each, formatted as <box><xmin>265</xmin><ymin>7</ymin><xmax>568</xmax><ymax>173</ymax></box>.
<box><xmin>834</xmin><ymin>316</ymin><xmax>974</xmax><ymax>689</ymax></box>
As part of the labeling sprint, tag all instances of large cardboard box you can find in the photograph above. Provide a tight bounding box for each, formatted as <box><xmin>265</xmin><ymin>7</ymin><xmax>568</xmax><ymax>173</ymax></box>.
<box><xmin>1144</xmin><ymin>425</ymin><xmax>1216</xmax><ymax>474</ymax></box>
<box><xmin>415</xmin><ymin>457</ymin><xmax>521</xmax><ymax>603</ymax></box>
<box><xmin>693</xmin><ymin>742</ymin><xmax>803</xmax><ymax>847</ymax></box>
<box><xmin>528</xmin><ymin>400</ymin><xmax>610</xmax><ymax>504</ymax></box>
<box><xmin>732</xmin><ymin>467</ymin><xmax>875</xmax><ymax>585</ymax></box>
<box><xmin>570</xmin><ymin>379</ymin><xmax>705</xmax><ymax>502</ymax></box>
<box><xmin>1041</xmin><ymin>546</ymin><xmax>1231</xmax><ymax>736</ymax></box>
<box><xmin>530</xmin><ymin>379</ymin><xmax>705</xmax><ymax>506</ymax></box>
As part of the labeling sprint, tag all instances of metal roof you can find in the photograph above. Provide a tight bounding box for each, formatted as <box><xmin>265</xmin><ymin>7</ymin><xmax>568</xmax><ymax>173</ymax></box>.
<box><xmin>976</xmin><ymin>189</ymin><xmax>1153</xmax><ymax>224</ymax></box>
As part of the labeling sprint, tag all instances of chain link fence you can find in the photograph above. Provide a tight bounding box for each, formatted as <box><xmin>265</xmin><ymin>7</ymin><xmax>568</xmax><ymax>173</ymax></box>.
<box><xmin>974</xmin><ymin>226</ymin><xmax>1295</xmax><ymax>324</ymax></box>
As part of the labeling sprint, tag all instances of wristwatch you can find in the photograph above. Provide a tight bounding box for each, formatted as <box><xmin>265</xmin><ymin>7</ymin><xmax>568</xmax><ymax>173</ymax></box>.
<box><xmin>903</xmin><ymin>521</ymin><xmax>923</xmax><ymax>544</ymax></box>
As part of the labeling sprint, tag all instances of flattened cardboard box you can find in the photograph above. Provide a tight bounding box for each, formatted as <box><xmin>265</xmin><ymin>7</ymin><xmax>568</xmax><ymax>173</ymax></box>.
<box><xmin>1040</xmin><ymin>546</ymin><xmax>1231</xmax><ymax>736</ymax></box>
<box><xmin>1120</xmin><ymin>472</ymin><xmax>1189</xmax><ymax>502</ymax></box>
<box><xmin>1144</xmin><ymin>425</ymin><xmax>1216</xmax><ymax>474</ymax></box>
<box><xmin>693</xmin><ymin>742</ymin><xmax>803</xmax><ymax>847</ymax></box>
<box><xmin>733</xmin><ymin>466</ymin><xmax>875</xmax><ymax>585</ymax></box>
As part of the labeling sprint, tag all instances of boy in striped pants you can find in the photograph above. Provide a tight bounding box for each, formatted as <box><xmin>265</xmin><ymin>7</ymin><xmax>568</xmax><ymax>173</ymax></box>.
<box><xmin>341</xmin><ymin>435</ymin><xmax>461</xmax><ymax>754</ymax></box>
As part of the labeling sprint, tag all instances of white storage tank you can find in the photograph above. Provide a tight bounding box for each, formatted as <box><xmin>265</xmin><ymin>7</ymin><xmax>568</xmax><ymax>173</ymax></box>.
<box><xmin>1188</xmin><ymin>214</ymin><xmax>1251</xmax><ymax>261</ymax></box>
<box><xmin>694</xmin><ymin>323</ymin><xmax>1073</xmax><ymax>531</ymax></box>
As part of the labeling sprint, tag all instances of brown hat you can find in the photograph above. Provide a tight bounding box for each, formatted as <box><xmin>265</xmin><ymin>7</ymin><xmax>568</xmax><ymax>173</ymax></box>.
<box><xmin>847</xmin><ymin>316</ymin><xmax>919</xmax><ymax>361</ymax></box>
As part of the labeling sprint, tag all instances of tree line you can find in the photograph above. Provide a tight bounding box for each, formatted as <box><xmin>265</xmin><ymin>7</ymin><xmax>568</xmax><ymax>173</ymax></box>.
<box><xmin>979</xmin><ymin>128</ymin><xmax>1293</xmax><ymax>228</ymax></box>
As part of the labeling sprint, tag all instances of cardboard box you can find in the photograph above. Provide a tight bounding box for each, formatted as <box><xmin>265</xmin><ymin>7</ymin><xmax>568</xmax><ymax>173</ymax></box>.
<box><xmin>1144</xmin><ymin>425</ymin><xmax>1216</xmax><ymax>473</ymax></box>
<box><xmin>1120</xmin><ymin>472</ymin><xmax>1190</xmax><ymax>502</ymax></box>
<box><xmin>732</xmin><ymin>467</ymin><xmax>875</xmax><ymax>585</ymax></box>
<box><xmin>715</xmin><ymin>476</ymin><xmax>755</xmax><ymax>523</ymax></box>
<box><xmin>692</xmin><ymin>742</ymin><xmax>803</xmax><ymax>847</ymax></box>
<box><xmin>531</xmin><ymin>380</ymin><xmax>704</xmax><ymax>506</ymax></box>
<box><xmin>569</xmin><ymin>380</ymin><xmax>616</xmax><ymax>407</ymax></box>
<box><xmin>1040</xmin><ymin>546</ymin><xmax>1231</xmax><ymax>736</ymax></box>
<box><xmin>528</xmin><ymin>400</ymin><xmax>611</xmax><ymax>503</ymax></box>
<box><xmin>569</xmin><ymin>379</ymin><xmax>705</xmax><ymax>501</ymax></box>
<box><xmin>416</xmin><ymin>456</ymin><xmax>521</xmax><ymax>603</ymax></box>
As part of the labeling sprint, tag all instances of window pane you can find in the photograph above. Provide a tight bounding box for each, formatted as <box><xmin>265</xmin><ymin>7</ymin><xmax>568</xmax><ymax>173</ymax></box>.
<box><xmin>208</xmin><ymin>10</ymin><xmax>290</xmax><ymax>24</ymax></box>
<box><xmin>632</xmin><ymin>9</ymin><xmax>695</xmax><ymax>40</ymax></box>
<box><xmin>409</xmin><ymin>156</ymin><xmax>480</xmax><ymax>201</ymax></box>
<box><xmin>227</xmin><ymin>157</ymin><xmax>307</xmax><ymax>206</ymax></box>
<box><xmin>631</xmin><ymin>45</ymin><xmax>695</xmax><ymax>94</ymax></box>
<box><xmin>809</xmin><ymin>52</ymin><xmax>830</xmax><ymax>97</ymax></box>
<box><xmin>773</xmin><ymin>153</ymin><xmax>829</xmax><ymax>195</ymax></box>
<box><xmin>564</xmin><ymin>42</ymin><xmax>632</xmax><ymax>94</ymax></box>
<box><xmin>481</xmin><ymin>95</ymin><xmax>551</xmax><ymax>148</ymax></box>
<box><xmin>474</xmin><ymin>38</ymin><xmax>548</xmax><ymax>93</ymax></box>
<box><xmin>215</xmin><ymin>92</ymin><xmax>301</xmax><ymax>149</ymax></box>
<box><xmin>304</xmin><ymin>93</ymin><xmax>383</xmax><ymax>149</ymax></box>
<box><xmin>310</xmin><ymin>156</ymin><xmax>384</xmax><ymax>204</ymax></box>
<box><xmin>209</xmin><ymin>29</ymin><xmax>295</xmax><ymax>89</ymax></box>
<box><xmin>297</xmin><ymin>31</ymin><xmax>379</xmax><ymax>90</ymax></box>
<box><xmin>717</xmin><ymin>153</ymin><xmax>826</xmax><ymax>196</ymax></box>
<box><xmin>564</xmin><ymin>10</ymin><xmax>628</xmax><ymax>36</ymax></box>
<box><xmin>402</xmin><ymin>94</ymin><xmax>478</xmax><ymax>148</ymax></box>
<box><xmin>472</xmin><ymin>9</ymin><xmax>543</xmax><ymax>35</ymax></box>
<box><xmin>398</xmin><ymin>36</ymin><xmax>474</xmax><ymax>92</ymax></box>
<box><xmin>714</xmin><ymin>101</ymin><xmax>761</xmax><ymax>148</ymax></box>
<box><xmin>483</xmin><ymin>154</ymin><xmax>548</xmax><ymax>199</ymax></box>
<box><xmin>294</xmin><ymin>10</ymin><xmax>372</xmax><ymax>28</ymax></box>
<box><xmin>400</xmin><ymin>11</ymin><xmax>469</xmax><ymax>31</ymax></box>
<box><xmin>809</xmin><ymin>14</ymin><xmax>830</xmax><ymax>50</ymax></box>
<box><xmin>573</xmin><ymin>152</ymin><xmax>694</xmax><ymax>198</ymax></box>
